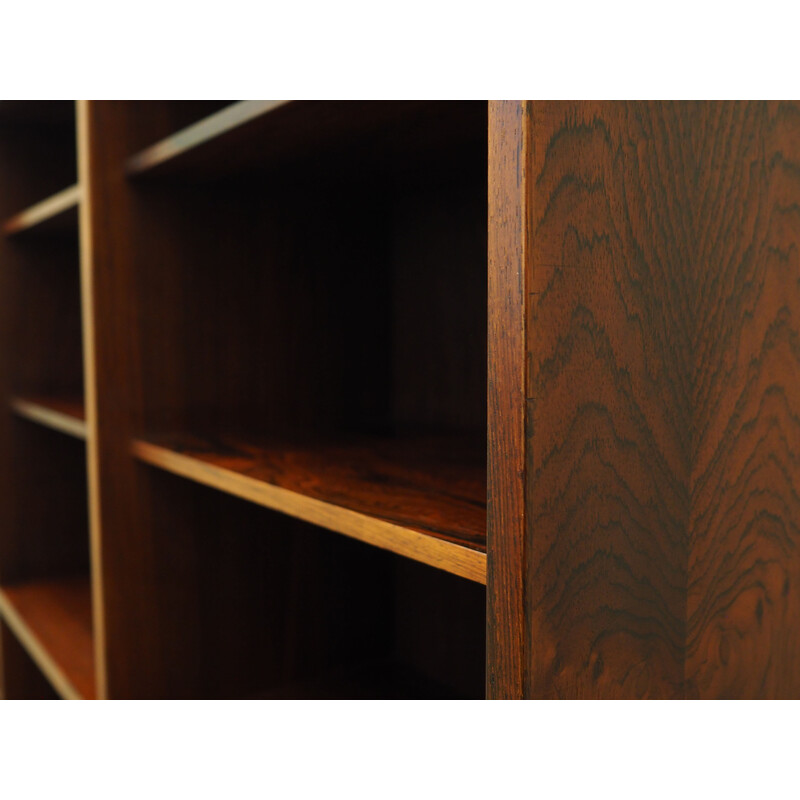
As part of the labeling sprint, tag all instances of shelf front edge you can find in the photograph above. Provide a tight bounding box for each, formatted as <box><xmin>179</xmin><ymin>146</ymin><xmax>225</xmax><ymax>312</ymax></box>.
<box><xmin>10</xmin><ymin>396</ymin><xmax>87</xmax><ymax>440</ymax></box>
<box><xmin>132</xmin><ymin>439</ymin><xmax>487</xmax><ymax>584</ymax></box>
<box><xmin>2</xmin><ymin>184</ymin><xmax>81</xmax><ymax>235</ymax></box>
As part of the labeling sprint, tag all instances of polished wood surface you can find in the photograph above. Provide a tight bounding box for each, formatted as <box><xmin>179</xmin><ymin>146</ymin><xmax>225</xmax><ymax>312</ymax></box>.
<box><xmin>3</xmin><ymin>184</ymin><xmax>80</xmax><ymax>236</ymax></box>
<box><xmin>486</xmin><ymin>101</ymin><xmax>529</xmax><ymax>699</ymax></box>
<box><xmin>0</xmin><ymin>575</ymin><xmax>95</xmax><ymax>699</ymax></box>
<box><xmin>133</xmin><ymin>432</ymin><xmax>487</xmax><ymax>583</ymax></box>
<box><xmin>4</xmin><ymin>100</ymin><xmax>798</xmax><ymax>700</ymax></box>
<box><xmin>10</xmin><ymin>395</ymin><xmax>87</xmax><ymax>440</ymax></box>
<box><xmin>685</xmin><ymin>102</ymin><xmax>800</xmax><ymax>698</ymax></box>
<box><xmin>518</xmin><ymin>101</ymin><xmax>800</xmax><ymax>698</ymax></box>
<box><xmin>525</xmin><ymin>101</ymin><xmax>689</xmax><ymax>698</ymax></box>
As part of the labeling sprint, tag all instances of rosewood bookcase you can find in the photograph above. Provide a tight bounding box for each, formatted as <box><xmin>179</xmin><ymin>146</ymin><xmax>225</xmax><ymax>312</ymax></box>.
<box><xmin>0</xmin><ymin>101</ymin><xmax>797</xmax><ymax>699</ymax></box>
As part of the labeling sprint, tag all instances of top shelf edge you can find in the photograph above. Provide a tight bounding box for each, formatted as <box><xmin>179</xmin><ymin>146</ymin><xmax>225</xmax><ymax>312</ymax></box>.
<box><xmin>2</xmin><ymin>183</ymin><xmax>81</xmax><ymax>236</ymax></box>
<box><xmin>125</xmin><ymin>100</ymin><xmax>290</xmax><ymax>176</ymax></box>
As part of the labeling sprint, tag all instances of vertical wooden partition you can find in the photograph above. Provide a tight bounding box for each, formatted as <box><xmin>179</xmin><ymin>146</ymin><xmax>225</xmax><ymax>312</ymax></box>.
<box><xmin>488</xmin><ymin>101</ymin><xmax>800</xmax><ymax>699</ymax></box>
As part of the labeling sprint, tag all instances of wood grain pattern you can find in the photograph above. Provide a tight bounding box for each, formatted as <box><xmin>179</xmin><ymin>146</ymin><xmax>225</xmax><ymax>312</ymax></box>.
<box><xmin>526</xmin><ymin>102</ymin><xmax>690</xmax><ymax>698</ymax></box>
<box><xmin>686</xmin><ymin>102</ymin><xmax>800</xmax><ymax>699</ymax></box>
<box><xmin>10</xmin><ymin>395</ymin><xmax>86</xmax><ymax>439</ymax></box>
<box><xmin>486</xmin><ymin>101</ymin><xmax>529</xmax><ymax>698</ymax></box>
<box><xmin>0</xmin><ymin>575</ymin><xmax>95</xmax><ymax>699</ymax></box>
<box><xmin>5</xmin><ymin>100</ymin><xmax>798</xmax><ymax>699</ymax></box>
<box><xmin>522</xmin><ymin>101</ymin><xmax>800</xmax><ymax>698</ymax></box>
<box><xmin>133</xmin><ymin>432</ymin><xmax>487</xmax><ymax>583</ymax></box>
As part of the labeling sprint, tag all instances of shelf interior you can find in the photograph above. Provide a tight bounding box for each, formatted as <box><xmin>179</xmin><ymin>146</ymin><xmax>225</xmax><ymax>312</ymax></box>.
<box><xmin>2</xmin><ymin>235</ymin><xmax>84</xmax><ymax>401</ymax></box>
<box><xmin>0</xmin><ymin>101</ymin><xmax>93</xmax><ymax>701</ymax></box>
<box><xmin>0</xmin><ymin>575</ymin><xmax>95</xmax><ymax>699</ymax></box>
<box><xmin>131</xmin><ymin>471</ymin><xmax>486</xmax><ymax>698</ymax></box>
<box><xmin>134</xmin><ymin>431</ymin><xmax>486</xmax><ymax>583</ymax></box>
<box><xmin>254</xmin><ymin>658</ymin><xmax>475</xmax><ymax>699</ymax></box>
<box><xmin>0</xmin><ymin>101</ymin><xmax>75</xmax><ymax>125</ymax></box>
<box><xmin>124</xmin><ymin>98</ymin><xmax>489</xmax><ymax>598</ymax></box>
<box><xmin>126</xmin><ymin>100</ymin><xmax>486</xmax><ymax>180</ymax></box>
<box><xmin>0</xmin><ymin>101</ymin><xmax>490</xmax><ymax>699</ymax></box>
<box><xmin>0</xmin><ymin>102</ymin><xmax>76</xmax><ymax>220</ymax></box>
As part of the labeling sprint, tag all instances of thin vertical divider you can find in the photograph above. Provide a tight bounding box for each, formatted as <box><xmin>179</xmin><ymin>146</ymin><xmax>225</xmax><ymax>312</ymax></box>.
<box><xmin>77</xmin><ymin>100</ymin><xmax>107</xmax><ymax>700</ymax></box>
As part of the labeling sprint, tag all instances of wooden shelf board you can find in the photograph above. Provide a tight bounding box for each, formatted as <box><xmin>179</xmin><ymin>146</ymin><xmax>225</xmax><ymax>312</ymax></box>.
<box><xmin>126</xmin><ymin>101</ymin><xmax>288</xmax><ymax>175</ymax></box>
<box><xmin>0</xmin><ymin>575</ymin><xmax>95</xmax><ymax>700</ymax></box>
<box><xmin>2</xmin><ymin>184</ymin><xmax>81</xmax><ymax>236</ymax></box>
<box><xmin>133</xmin><ymin>432</ymin><xmax>487</xmax><ymax>584</ymax></box>
<box><xmin>10</xmin><ymin>395</ymin><xmax>87</xmax><ymax>440</ymax></box>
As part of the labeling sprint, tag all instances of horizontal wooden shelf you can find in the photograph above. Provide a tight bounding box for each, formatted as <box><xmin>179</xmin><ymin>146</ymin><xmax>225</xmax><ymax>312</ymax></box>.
<box><xmin>0</xmin><ymin>575</ymin><xmax>95</xmax><ymax>699</ymax></box>
<box><xmin>132</xmin><ymin>432</ymin><xmax>487</xmax><ymax>583</ymax></box>
<box><xmin>125</xmin><ymin>100</ymin><xmax>486</xmax><ymax>180</ymax></box>
<box><xmin>2</xmin><ymin>184</ymin><xmax>80</xmax><ymax>236</ymax></box>
<box><xmin>10</xmin><ymin>395</ymin><xmax>86</xmax><ymax>440</ymax></box>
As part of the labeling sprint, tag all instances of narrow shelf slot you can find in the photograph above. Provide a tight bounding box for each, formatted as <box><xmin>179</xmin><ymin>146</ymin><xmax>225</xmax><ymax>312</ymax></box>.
<box><xmin>126</xmin><ymin>100</ymin><xmax>288</xmax><ymax>175</ymax></box>
<box><xmin>132</xmin><ymin>432</ymin><xmax>487</xmax><ymax>584</ymax></box>
<box><xmin>3</xmin><ymin>184</ymin><xmax>80</xmax><ymax>236</ymax></box>
<box><xmin>10</xmin><ymin>395</ymin><xmax>87</xmax><ymax>440</ymax></box>
<box><xmin>0</xmin><ymin>575</ymin><xmax>95</xmax><ymax>700</ymax></box>
<box><xmin>125</xmin><ymin>101</ymin><xmax>486</xmax><ymax>179</ymax></box>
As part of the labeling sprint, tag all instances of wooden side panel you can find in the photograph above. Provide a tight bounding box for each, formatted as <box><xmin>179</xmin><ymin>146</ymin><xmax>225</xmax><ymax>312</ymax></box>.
<box><xmin>487</xmin><ymin>101</ymin><xmax>529</xmax><ymax>698</ymax></box>
<box><xmin>686</xmin><ymin>102</ymin><xmax>800</xmax><ymax>698</ymax></box>
<box><xmin>503</xmin><ymin>101</ymin><xmax>800</xmax><ymax>698</ymax></box>
<box><xmin>526</xmin><ymin>102</ymin><xmax>692</xmax><ymax>698</ymax></box>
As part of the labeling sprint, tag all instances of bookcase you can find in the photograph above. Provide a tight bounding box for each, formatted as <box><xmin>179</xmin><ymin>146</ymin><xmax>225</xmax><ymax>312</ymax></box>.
<box><xmin>0</xmin><ymin>101</ymin><xmax>488</xmax><ymax>699</ymax></box>
<box><xmin>1</xmin><ymin>101</ymin><xmax>799</xmax><ymax>699</ymax></box>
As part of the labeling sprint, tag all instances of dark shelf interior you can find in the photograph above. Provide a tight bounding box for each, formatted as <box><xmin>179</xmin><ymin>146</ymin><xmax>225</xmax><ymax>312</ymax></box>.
<box><xmin>139</xmin><ymin>470</ymin><xmax>486</xmax><ymax>699</ymax></box>
<box><xmin>0</xmin><ymin>102</ymin><xmax>76</xmax><ymax>221</ymax></box>
<box><xmin>127</xmin><ymin>101</ymin><xmax>486</xmax><ymax>182</ymax></box>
